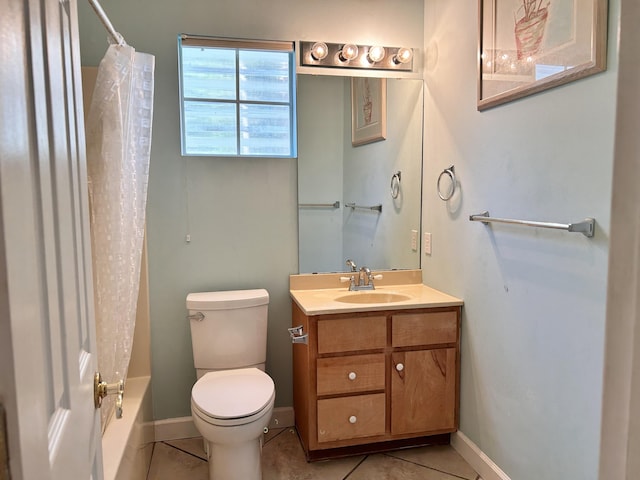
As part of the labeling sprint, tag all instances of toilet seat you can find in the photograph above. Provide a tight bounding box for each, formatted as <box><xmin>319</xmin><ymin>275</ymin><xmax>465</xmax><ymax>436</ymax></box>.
<box><xmin>191</xmin><ymin>368</ymin><xmax>274</xmax><ymax>426</ymax></box>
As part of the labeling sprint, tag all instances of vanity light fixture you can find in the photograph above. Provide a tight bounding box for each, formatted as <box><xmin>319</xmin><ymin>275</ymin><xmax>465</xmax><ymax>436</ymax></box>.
<box><xmin>393</xmin><ymin>47</ymin><xmax>413</xmax><ymax>65</ymax></box>
<box><xmin>367</xmin><ymin>45</ymin><xmax>386</xmax><ymax>63</ymax></box>
<box><xmin>300</xmin><ymin>41</ymin><xmax>414</xmax><ymax>72</ymax></box>
<box><xmin>339</xmin><ymin>43</ymin><xmax>359</xmax><ymax>62</ymax></box>
<box><xmin>310</xmin><ymin>42</ymin><xmax>328</xmax><ymax>61</ymax></box>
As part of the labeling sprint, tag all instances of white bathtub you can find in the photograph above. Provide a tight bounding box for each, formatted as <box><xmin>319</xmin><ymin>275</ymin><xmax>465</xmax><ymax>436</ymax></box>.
<box><xmin>101</xmin><ymin>376</ymin><xmax>154</xmax><ymax>480</ymax></box>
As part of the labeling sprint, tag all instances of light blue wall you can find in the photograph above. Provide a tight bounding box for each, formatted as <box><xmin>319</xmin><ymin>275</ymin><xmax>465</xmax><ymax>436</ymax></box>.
<box><xmin>77</xmin><ymin>0</ymin><xmax>424</xmax><ymax>420</ymax></box>
<box><xmin>423</xmin><ymin>1</ymin><xmax>619</xmax><ymax>479</ymax></box>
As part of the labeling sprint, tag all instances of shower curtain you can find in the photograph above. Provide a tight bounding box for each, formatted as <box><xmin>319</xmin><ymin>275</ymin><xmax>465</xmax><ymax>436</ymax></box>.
<box><xmin>85</xmin><ymin>43</ymin><xmax>155</xmax><ymax>430</ymax></box>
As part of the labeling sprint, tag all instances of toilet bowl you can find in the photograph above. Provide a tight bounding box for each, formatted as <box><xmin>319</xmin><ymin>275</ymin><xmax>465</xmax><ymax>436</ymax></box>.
<box><xmin>186</xmin><ymin>289</ymin><xmax>275</xmax><ymax>480</ymax></box>
<box><xmin>191</xmin><ymin>368</ymin><xmax>275</xmax><ymax>480</ymax></box>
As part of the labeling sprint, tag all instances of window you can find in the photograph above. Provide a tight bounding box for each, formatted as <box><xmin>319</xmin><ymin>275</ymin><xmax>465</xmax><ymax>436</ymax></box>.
<box><xmin>178</xmin><ymin>35</ymin><xmax>296</xmax><ymax>157</ymax></box>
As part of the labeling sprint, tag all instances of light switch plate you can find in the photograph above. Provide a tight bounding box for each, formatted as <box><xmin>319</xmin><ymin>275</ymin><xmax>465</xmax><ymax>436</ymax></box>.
<box><xmin>424</xmin><ymin>232</ymin><xmax>432</xmax><ymax>255</ymax></box>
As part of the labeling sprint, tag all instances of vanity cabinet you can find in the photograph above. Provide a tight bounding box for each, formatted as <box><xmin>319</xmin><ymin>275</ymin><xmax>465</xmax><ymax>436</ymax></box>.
<box><xmin>292</xmin><ymin>303</ymin><xmax>461</xmax><ymax>461</ymax></box>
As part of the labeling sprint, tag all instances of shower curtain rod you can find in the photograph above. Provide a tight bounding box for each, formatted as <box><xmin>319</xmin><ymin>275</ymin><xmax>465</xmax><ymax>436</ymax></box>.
<box><xmin>88</xmin><ymin>0</ymin><xmax>126</xmax><ymax>46</ymax></box>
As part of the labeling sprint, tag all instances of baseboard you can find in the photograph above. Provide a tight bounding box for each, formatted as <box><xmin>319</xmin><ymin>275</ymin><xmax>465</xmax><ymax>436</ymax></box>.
<box><xmin>153</xmin><ymin>416</ymin><xmax>200</xmax><ymax>442</ymax></box>
<box><xmin>268</xmin><ymin>406</ymin><xmax>295</xmax><ymax>430</ymax></box>
<box><xmin>451</xmin><ymin>431</ymin><xmax>512</xmax><ymax>480</ymax></box>
<box><xmin>153</xmin><ymin>406</ymin><xmax>296</xmax><ymax>442</ymax></box>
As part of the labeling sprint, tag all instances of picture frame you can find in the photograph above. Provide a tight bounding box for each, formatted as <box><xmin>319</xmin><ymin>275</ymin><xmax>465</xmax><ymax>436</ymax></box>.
<box><xmin>477</xmin><ymin>0</ymin><xmax>608</xmax><ymax>111</ymax></box>
<box><xmin>351</xmin><ymin>77</ymin><xmax>387</xmax><ymax>146</ymax></box>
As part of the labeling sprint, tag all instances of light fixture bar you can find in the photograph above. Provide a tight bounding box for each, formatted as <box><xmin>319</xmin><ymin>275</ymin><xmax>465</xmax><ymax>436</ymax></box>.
<box><xmin>300</xmin><ymin>41</ymin><xmax>413</xmax><ymax>72</ymax></box>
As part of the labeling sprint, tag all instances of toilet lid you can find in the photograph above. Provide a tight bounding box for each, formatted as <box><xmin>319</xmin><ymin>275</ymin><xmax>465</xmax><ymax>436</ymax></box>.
<box><xmin>192</xmin><ymin>368</ymin><xmax>274</xmax><ymax>420</ymax></box>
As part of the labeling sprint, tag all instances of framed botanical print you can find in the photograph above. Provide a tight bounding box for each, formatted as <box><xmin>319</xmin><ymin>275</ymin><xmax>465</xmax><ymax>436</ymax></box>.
<box><xmin>351</xmin><ymin>77</ymin><xmax>387</xmax><ymax>146</ymax></box>
<box><xmin>478</xmin><ymin>0</ymin><xmax>608</xmax><ymax>110</ymax></box>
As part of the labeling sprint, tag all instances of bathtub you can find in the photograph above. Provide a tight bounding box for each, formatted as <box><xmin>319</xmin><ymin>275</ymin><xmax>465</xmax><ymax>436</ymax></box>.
<box><xmin>101</xmin><ymin>376</ymin><xmax>154</xmax><ymax>480</ymax></box>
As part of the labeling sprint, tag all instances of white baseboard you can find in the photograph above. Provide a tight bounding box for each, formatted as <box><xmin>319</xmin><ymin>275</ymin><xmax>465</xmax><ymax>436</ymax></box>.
<box><xmin>153</xmin><ymin>406</ymin><xmax>296</xmax><ymax>443</ymax></box>
<box><xmin>451</xmin><ymin>431</ymin><xmax>512</xmax><ymax>480</ymax></box>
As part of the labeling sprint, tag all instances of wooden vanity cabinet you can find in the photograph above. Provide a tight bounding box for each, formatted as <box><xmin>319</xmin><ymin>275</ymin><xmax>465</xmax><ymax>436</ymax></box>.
<box><xmin>292</xmin><ymin>303</ymin><xmax>461</xmax><ymax>461</ymax></box>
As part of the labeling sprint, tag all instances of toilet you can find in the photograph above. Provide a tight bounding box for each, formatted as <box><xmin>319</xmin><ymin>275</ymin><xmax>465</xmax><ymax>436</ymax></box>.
<box><xmin>186</xmin><ymin>289</ymin><xmax>275</xmax><ymax>480</ymax></box>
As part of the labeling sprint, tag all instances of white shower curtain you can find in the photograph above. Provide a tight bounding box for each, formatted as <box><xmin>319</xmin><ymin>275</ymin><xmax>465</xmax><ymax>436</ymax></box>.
<box><xmin>85</xmin><ymin>43</ymin><xmax>155</xmax><ymax>430</ymax></box>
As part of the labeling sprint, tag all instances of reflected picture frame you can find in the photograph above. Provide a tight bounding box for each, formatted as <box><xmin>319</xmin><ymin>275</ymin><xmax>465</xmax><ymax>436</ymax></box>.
<box><xmin>477</xmin><ymin>0</ymin><xmax>608</xmax><ymax>111</ymax></box>
<box><xmin>351</xmin><ymin>77</ymin><xmax>387</xmax><ymax>146</ymax></box>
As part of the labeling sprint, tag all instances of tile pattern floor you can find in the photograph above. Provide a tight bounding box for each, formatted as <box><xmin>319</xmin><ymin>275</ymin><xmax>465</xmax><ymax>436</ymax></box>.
<box><xmin>147</xmin><ymin>428</ymin><xmax>481</xmax><ymax>480</ymax></box>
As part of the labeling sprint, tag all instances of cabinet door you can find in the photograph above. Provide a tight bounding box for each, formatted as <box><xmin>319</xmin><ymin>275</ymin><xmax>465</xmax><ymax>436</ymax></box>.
<box><xmin>391</xmin><ymin>349</ymin><xmax>457</xmax><ymax>435</ymax></box>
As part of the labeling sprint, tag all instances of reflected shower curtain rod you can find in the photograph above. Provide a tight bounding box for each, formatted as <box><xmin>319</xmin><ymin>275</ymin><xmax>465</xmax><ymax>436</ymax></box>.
<box><xmin>88</xmin><ymin>0</ymin><xmax>126</xmax><ymax>46</ymax></box>
<box><xmin>298</xmin><ymin>201</ymin><xmax>341</xmax><ymax>209</ymax></box>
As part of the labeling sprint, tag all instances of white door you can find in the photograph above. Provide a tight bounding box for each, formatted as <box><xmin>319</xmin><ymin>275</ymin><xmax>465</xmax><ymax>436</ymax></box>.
<box><xmin>0</xmin><ymin>0</ymin><xmax>103</xmax><ymax>479</ymax></box>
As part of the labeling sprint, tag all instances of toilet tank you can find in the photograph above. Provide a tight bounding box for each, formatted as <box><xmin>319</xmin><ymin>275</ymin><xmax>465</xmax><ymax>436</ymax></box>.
<box><xmin>186</xmin><ymin>289</ymin><xmax>269</xmax><ymax>372</ymax></box>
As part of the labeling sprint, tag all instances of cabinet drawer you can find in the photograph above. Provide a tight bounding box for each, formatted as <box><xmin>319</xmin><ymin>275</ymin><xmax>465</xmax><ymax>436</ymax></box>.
<box><xmin>392</xmin><ymin>310</ymin><xmax>458</xmax><ymax>347</ymax></box>
<box><xmin>317</xmin><ymin>354</ymin><xmax>385</xmax><ymax>396</ymax></box>
<box><xmin>317</xmin><ymin>394</ymin><xmax>386</xmax><ymax>443</ymax></box>
<box><xmin>317</xmin><ymin>316</ymin><xmax>386</xmax><ymax>354</ymax></box>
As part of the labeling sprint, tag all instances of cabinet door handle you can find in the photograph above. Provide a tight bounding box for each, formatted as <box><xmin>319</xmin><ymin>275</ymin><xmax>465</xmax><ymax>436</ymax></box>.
<box><xmin>349</xmin><ymin>415</ymin><xmax>357</xmax><ymax>424</ymax></box>
<box><xmin>348</xmin><ymin>371</ymin><xmax>357</xmax><ymax>381</ymax></box>
<box><xmin>396</xmin><ymin>363</ymin><xmax>404</xmax><ymax>372</ymax></box>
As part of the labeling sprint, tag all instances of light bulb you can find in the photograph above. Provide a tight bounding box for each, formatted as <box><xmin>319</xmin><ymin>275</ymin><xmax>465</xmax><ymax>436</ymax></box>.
<box><xmin>367</xmin><ymin>46</ymin><xmax>386</xmax><ymax>63</ymax></box>
<box><xmin>310</xmin><ymin>42</ymin><xmax>328</xmax><ymax>61</ymax></box>
<box><xmin>339</xmin><ymin>44</ymin><xmax>359</xmax><ymax>62</ymax></box>
<box><xmin>393</xmin><ymin>47</ymin><xmax>413</xmax><ymax>64</ymax></box>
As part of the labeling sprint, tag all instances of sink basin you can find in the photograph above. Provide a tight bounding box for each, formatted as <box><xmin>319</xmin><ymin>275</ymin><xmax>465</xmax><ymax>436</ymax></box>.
<box><xmin>334</xmin><ymin>292</ymin><xmax>412</xmax><ymax>304</ymax></box>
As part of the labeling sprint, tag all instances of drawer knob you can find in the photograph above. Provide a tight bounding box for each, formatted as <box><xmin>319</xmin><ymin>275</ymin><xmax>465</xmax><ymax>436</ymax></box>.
<box><xmin>396</xmin><ymin>363</ymin><xmax>404</xmax><ymax>372</ymax></box>
<box><xmin>349</xmin><ymin>415</ymin><xmax>357</xmax><ymax>424</ymax></box>
<box><xmin>348</xmin><ymin>371</ymin><xmax>357</xmax><ymax>381</ymax></box>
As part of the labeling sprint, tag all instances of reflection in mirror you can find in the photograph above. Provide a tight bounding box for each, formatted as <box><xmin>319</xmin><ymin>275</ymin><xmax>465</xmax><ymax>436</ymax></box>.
<box><xmin>297</xmin><ymin>75</ymin><xmax>423</xmax><ymax>274</ymax></box>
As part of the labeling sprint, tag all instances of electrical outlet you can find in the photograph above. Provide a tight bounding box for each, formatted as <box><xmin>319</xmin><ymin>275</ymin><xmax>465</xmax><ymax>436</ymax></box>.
<box><xmin>424</xmin><ymin>232</ymin><xmax>432</xmax><ymax>255</ymax></box>
<box><xmin>411</xmin><ymin>230</ymin><xmax>418</xmax><ymax>251</ymax></box>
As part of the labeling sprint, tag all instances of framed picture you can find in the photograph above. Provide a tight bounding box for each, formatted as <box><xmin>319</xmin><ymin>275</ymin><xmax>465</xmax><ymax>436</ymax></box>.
<box><xmin>477</xmin><ymin>0</ymin><xmax>608</xmax><ymax>111</ymax></box>
<box><xmin>351</xmin><ymin>77</ymin><xmax>387</xmax><ymax>146</ymax></box>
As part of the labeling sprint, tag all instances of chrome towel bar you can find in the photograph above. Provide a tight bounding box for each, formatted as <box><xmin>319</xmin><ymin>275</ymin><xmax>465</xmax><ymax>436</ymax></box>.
<box><xmin>346</xmin><ymin>203</ymin><xmax>383</xmax><ymax>213</ymax></box>
<box><xmin>469</xmin><ymin>211</ymin><xmax>595</xmax><ymax>238</ymax></box>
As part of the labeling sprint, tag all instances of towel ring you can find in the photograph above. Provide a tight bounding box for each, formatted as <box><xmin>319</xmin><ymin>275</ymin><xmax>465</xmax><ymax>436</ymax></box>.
<box><xmin>390</xmin><ymin>171</ymin><xmax>401</xmax><ymax>199</ymax></box>
<box><xmin>437</xmin><ymin>165</ymin><xmax>456</xmax><ymax>201</ymax></box>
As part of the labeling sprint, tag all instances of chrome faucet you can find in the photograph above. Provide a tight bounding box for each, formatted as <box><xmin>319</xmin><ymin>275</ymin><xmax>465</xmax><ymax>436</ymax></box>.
<box><xmin>341</xmin><ymin>260</ymin><xmax>377</xmax><ymax>291</ymax></box>
<box><xmin>358</xmin><ymin>267</ymin><xmax>375</xmax><ymax>290</ymax></box>
<box><xmin>340</xmin><ymin>261</ymin><xmax>381</xmax><ymax>291</ymax></box>
<box><xmin>357</xmin><ymin>266</ymin><xmax>375</xmax><ymax>290</ymax></box>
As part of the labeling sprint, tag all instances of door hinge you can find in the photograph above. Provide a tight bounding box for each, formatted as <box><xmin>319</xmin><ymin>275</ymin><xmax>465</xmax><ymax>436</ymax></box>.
<box><xmin>0</xmin><ymin>403</ymin><xmax>10</xmax><ymax>480</ymax></box>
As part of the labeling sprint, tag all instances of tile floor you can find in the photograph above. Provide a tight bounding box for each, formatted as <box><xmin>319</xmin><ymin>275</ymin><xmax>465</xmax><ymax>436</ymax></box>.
<box><xmin>147</xmin><ymin>428</ymin><xmax>481</xmax><ymax>480</ymax></box>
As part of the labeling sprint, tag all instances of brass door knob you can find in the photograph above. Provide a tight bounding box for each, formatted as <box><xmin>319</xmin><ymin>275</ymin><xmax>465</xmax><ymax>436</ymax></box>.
<box><xmin>94</xmin><ymin>372</ymin><xmax>124</xmax><ymax>417</ymax></box>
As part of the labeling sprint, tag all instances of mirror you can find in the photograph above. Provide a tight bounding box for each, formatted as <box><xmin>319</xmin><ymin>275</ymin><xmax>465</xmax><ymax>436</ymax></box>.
<box><xmin>297</xmin><ymin>75</ymin><xmax>423</xmax><ymax>273</ymax></box>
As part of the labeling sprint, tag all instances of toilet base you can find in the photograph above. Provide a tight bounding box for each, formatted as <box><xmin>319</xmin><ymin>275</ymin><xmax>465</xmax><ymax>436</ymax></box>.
<box><xmin>206</xmin><ymin>437</ymin><xmax>263</xmax><ymax>480</ymax></box>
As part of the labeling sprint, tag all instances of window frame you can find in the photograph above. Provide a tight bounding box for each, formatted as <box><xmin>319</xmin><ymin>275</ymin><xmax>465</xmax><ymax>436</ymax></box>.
<box><xmin>178</xmin><ymin>34</ymin><xmax>297</xmax><ymax>158</ymax></box>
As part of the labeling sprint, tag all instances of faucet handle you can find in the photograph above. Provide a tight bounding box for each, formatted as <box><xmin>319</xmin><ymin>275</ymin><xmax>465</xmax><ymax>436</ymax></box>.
<box><xmin>373</xmin><ymin>274</ymin><xmax>383</xmax><ymax>280</ymax></box>
<box><xmin>340</xmin><ymin>275</ymin><xmax>357</xmax><ymax>291</ymax></box>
